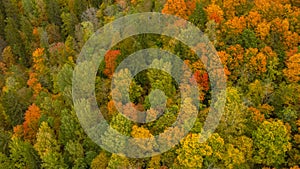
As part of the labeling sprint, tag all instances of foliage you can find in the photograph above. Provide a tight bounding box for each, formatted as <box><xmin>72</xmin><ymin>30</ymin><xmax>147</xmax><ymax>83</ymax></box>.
<box><xmin>0</xmin><ymin>0</ymin><xmax>299</xmax><ymax>168</ymax></box>
<box><xmin>253</xmin><ymin>120</ymin><xmax>292</xmax><ymax>167</ymax></box>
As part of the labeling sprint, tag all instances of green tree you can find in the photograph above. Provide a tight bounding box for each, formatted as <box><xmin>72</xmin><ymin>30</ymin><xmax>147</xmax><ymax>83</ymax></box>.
<box><xmin>65</xmin><ymin>140</ymin><xmax>85</xmax><ymax>167</ymax></box>
<box><xmin>73</xmin><ymin>0</ymin><xmax>88</xmax><ymax>20</ymax></box>
<box><xmin>2</xmin><ymin>89</ymin><xmax>32</xmax><ymax>128</ymax></box>
<box><xmin>44</xmin><ymin>0</ymin><xmax>62</xmax><ymax>25</ymax></box>
<box><xmin>217</xmin><ymin>87</ymin><xmax>248</xmax><ymax>139</ymax></box>
<box><xmin>189</xmin><ymin>2</ymin><xmax>207</xmax><ymax>30</ymax></box>
<box><xmin>0</xmin><ymin>10</ymin><xmax>5</xmax><ymax>37</ymax></box>
<box><xmin>0</xmin><ymin>130</ymin><xmax>11</xmax><ymax>154</ymax></box>
<box><xmin>107</xmin><ymin>154</ymin><xmax>131</xmax><ymax>169</ymax></box>
<box><xmin>146</xmin><ymin>59</ymin><xmax>176</xmax><ymax>98</ymax></box>
<box><xmin>61</xmin><ymin>12</ymin><xmax>77</xmax><ymax>38</ymax></box>
<box><xmin>59</xmin><ymin>109</ymin><xmax>85</xmax><ymax>145</ymax></box>
<box><xmin>9</xmin><ymin>138</ymin><xmax>40</xmax><ymax>169</ymax></box>
<box><xmin>0</xmin><ymin>152</ymin><xmax>11</xmax><ymax>168</ymax></box>
<box><xmin>253</xmin><ymin>120</ymin><xmax>291</xmax><ymax>167</ymax></box>
<box><xmin>41</xmin><ymin>151</ymin><xmax>68</xmax><ymax>169</ymax></box>
<box><xmin>4</xmin><ymin>17</ymin><xmax>27</xmax><ymax>65</ymax></box>
<box><xmin>20</xmin><ymin>16</ymin><xmax>34</xmax><ymax>59</ymax></box>
<box><xmin>237</xmin><ymin>29</ymin><xmax>261</xmax><ymax>49</ymax></box>
<box><xmin>3</xmin><ymin>0</ymin><xmax>20</xmax><ymax>21</ymax></box>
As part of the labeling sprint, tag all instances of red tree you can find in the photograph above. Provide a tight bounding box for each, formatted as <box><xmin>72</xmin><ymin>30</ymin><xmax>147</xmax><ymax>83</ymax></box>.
<box><xmin>104</xmin><ymin>50</ymin><xmax>121</xmax><ymax>78</ymax></box>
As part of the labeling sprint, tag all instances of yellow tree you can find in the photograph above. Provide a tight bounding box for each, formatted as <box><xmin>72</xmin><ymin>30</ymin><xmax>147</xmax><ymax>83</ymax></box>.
<box><xmin>129</xmin><ymin>125</ymin><xmax>156</xmax><ymax>156</ymax></box>
<box><xmin>224</xmin><ymin>16</ymin><xmax>247</xmax><ymax>35</ymax></box>
<box><xmin>255</xmin><ymin>21</ymin><xmax>271</xmax><ymax>40</ymax></box>
<box><xmin>205</xmin><ymin>1</ymin><xmax>224</xmax><ymax>24</ymax></box>
<box><xmin>175</xmin><ymin>133</ymin><xmax>212</xmax><ymax>168</ymax></box>
<box><xmin>32</xmin><ymin>48</ymin><xmax>46</xmax><ymax>74</ymax></box>
<box><xmin>246</xmin><ymin>11</ymin><xmax>262</xmax><ymax>29</ymax></box>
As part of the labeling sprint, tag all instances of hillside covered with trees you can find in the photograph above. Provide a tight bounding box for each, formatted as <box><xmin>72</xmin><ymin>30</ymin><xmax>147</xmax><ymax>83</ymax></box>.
<box><xmin>0</xmin><ymin>0</ymin><xmax>300</xmax><ymax>168</ymax></box>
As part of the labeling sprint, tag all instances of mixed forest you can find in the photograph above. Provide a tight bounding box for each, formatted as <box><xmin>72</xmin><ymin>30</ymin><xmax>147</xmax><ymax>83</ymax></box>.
<box><xmin>0</xmin><ymin>0</ymin><xmax>300</xmax><ymax>168</ymax></box>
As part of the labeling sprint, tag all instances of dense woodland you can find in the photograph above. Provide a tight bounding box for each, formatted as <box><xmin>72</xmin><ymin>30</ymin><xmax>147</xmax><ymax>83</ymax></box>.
<box><xmin>0</xmin><ymin>0</ymin><xmax>300</xmax><ymax>168</ymax></box>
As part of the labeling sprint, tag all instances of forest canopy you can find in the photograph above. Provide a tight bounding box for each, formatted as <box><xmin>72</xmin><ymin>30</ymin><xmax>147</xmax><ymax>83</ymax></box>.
<box><xmin>0</xmin><ymin>0</ymin><xmax>300</xmax><ymax>168</ymax></box>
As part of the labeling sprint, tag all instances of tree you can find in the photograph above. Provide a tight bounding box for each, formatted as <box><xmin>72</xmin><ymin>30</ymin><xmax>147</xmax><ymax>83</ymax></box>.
<box><xmin>27</xmin><ymin>72</ymin><xmax>43</xmax><ymax>97</ymax></box>
<box><xmin>4</xmin><ymin>17</ymin><xmax>26</xmax><ymax>65</ymax></box>
<box><xmin>161</xmin><ymin>0</ymin><xmax>196</xmax><ymax>20</ymax></box>
<box><xmin>73</xmin><ymin>0</ymin><xmax>88</xmax><ymax>20</ymax></box>
<box><xmin>237</xmin><ymin>29</ymin><xmax>260</xmax><ymax>49</ymax></box>
<box><xmin>2</xmin><ymin>0</ymin><xmax>20</xmax><ymax>21</ymax></box>
<box><xmin>0</xmin><ymin>10</ymin><xmax>5</xmax><ymax>37</ymax></box>
<box><xmin>9</xmin><ymin>138</ymin><xmax>40</xmax><ymax>169</ymax></box>
<box><xmin>0</xmin><ymin>130</ymin><xmax>11</xmax><ymax>155</ymax></box>
<box><xmin>32</xmin><ymin>48</ymin><xmax>46</xmax><ymax>74</ymax></box>
<box><xmin>53</xmin><ymin>63</ymin><xmax>73</xmax><ymax>101</ymax></box>
<box><xmin>224</xmin><ymin>16</ymin><xmax>247</xmax><ymax>35</ymax></box>
<box><xmin>128</xmin><ymin>125</ymin><xmax>156</xmax><ymax>156</ymax></box>
<box><xmin>189</xmin><ymin>2</ymin><xmax>207</xmax><ymax>30</ymax></box>
<box><xmin>110</xmin><ymin>113</ymin><xmax>133</xmax><ymax>136</ymax></box>
<box><xmin>91</xmin><ymin>151</ymin><xmax>110</xmax><ymax>169</ymax></box>
<box><xmin>20</xmin><ymin>16</ymin><xmax>34</xmax><ymax>59</ymax></box>
<box><xmin>1</xmin><ymin>46</ymin><xmax>15</xmax><ymax>68</ymax></box>
<box><xmin>221</xmin><ymin>143</ymin><xmax>245</xmax><ymax>169</ymax></box>
<box><xmin>148</xmin><ymin>155</ymin><xmax>161</xmax><ymax>169</ymax></box>
<box><xmin>104</xmin><ymin>50</ymin><xmax>121</xmax><ymax>78</ymax></box>
<box><xmin>34</xmin><ymin>122</ymin><xmax>60</xmax><ymax>158</ymax></box>
<box><xmin>2</xmin><ymin>88</ymin><xmax>32</xmax><ymax>128</ymax></box>
<box><xmin>107</xmin><ymin>154</ymin><xmax>131</xmax><ymax>169</ymax></box>
<box><xmin>46</xmin><ymin>24</ymin><xmax>62</xmax><ymax>44</ymax></box>
<box><xmin>65</xmin><ymin>140</ymin><xmax>85</xmax><ymax>166</ymax></box>
<box><xmin>61</xmin><ymin>12</ymin><xmax>77</xmax><ymax>38</ymax></box>
<box><xmin>59</xmin><ymin>109</ymin><xmax>85</xmax><ymax>145</ymax></box>
<box><xmin>81</xmin><ymin>21</ymin><xmax>94</xmax><ymax>43</ymax></box>
<box><xmin>0</xmin><ymin>152</ymin><xmax>11</xmax><ymax>168</ymax></box>
<box><xmin>283</xmin><ymin>53</ymin><xmax>300</xmax><ymax>83</ymax></box>
<box><xmin>175</xmin><ymin>133</ymin><xmax>212</xmax><ymax>168</ymax></box>
<box><xmin>147</xmin><ymin>59</ymin><xmax>176</xmax><ymax>98</ymax></box>
<box><xmin>44</xmin><ymin>0</ymin><xmax>62</xmax><ymax>25</ymax></box>
<box><xmin>205</xmin><ymin>1</ymin><xmax>224</xmax><ymax>24</ymax></box>
<box><xmin>23</xmin><ymin>104</ymin><xmax>41</xmax><ymax>144</ymax></box>
<box><xmin>217</xmin><ymin>87</ymin><xmax>248</xmax><ymax>139</ymax></box>
<box><xmin>41</xmin><ymin>151</ymin><xmax>68</xmax><ymax>169</ymax></box>
<box><xmin>246</xmin><ymin>11</ymin><xmax>262</xmax><ymax>29</ymax></box>
<box><xmin>35</xmin><ymin>122</ymin><xmax>68</xmax><ymax>168</ymax></box>
<box><xmin>253</xmin><ymin>120</ymin><xmax>291</xmax><ymax>167</ymax></box>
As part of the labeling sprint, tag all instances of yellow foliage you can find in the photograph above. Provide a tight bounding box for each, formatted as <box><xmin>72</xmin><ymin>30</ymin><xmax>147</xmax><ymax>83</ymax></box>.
<box><xmin>250</xmin><ymin>52</ymin><xmax>267</xmax><ymax>73</ymax></box>
<box><xmin>225</xmin><ymin>16</ymin><xmax>247</xmax><ymax>34</ymax></box>
<box><xmin>255</xmin><ymin>21</ymin><xmax>270</xmax><ymax>40</ymax></box>
<box><xmin>176</xmin><ymin>133</ymin><xmax>212</xmax><ymax>168</ymax></box>
<box><xmin>32</xmin><ymin>48</ymin><xmax>46</xmax><ymax>73</ymax></box>
<box><xmin>247</xmin><ymin>11</ymin><xmax>262</xmax><ymax>28</ymax></box>
<box><xmin>131</xmin><ymin>125</ymin><xmax>153</xmax><ymax>138</ymax></box>
<box><xmin>206</xmin><ymin>3</ymin><xmax>224</xmax><ymax>24</ymax></box>
<box><xmin>284</xmin><ymin>31</ymin><xmax>300</xmax><ymax>50</ymax></box>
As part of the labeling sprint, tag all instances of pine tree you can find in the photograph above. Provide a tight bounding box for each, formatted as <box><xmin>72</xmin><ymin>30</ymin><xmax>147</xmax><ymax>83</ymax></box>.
<box><xmin>4</xmin><ymin>17</ymin><xmax>27</xmax><ymax>65</ymax></box>
<box><xmin>9</xmin><ymin>138</ymin><xmax>41</xmax><ymax>169</ymax></box>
